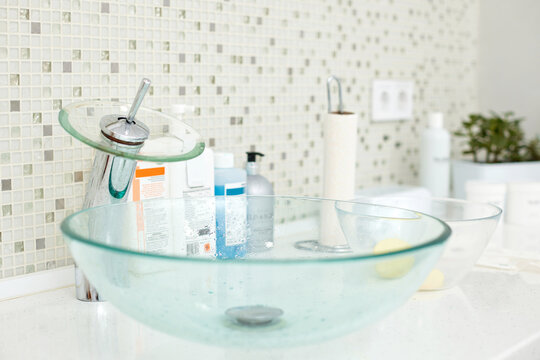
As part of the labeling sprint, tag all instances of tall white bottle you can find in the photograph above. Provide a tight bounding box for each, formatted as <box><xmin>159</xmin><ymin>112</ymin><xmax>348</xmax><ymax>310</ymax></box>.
<box><xmin>419</xmin><ymin>112</ymin><xmax>450</xmax><ymax>198</ymax></box>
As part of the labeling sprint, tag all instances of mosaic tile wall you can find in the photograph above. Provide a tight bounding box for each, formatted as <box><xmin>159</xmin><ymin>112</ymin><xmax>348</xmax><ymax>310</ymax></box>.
<box><xmin>0</xmin><ymin>0</ymin><xmax>479</xmax><ymax>278</ymax></box>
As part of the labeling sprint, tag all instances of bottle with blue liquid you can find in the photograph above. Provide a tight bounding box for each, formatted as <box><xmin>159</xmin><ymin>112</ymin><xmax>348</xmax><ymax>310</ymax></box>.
<box><xmin>214</xmin><ymin>152</ymin><xmax>247</xmax><ymax>259</ymax></box>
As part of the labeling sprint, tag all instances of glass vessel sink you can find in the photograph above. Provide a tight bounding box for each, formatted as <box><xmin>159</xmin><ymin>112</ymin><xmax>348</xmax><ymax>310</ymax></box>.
<box><xmin>58</xmin><ymin>100</ymin><xmax>205</xmax><ymax>162</ymax></box>
<box><xmin>347</xmin><ymin>197</ymin><xmax>502</xmax><ymax>290</ymax></box>
<box><xmin>61</xmin><ymin>196</ymin><xmax>451</xmax><ymax>347</ymax></box>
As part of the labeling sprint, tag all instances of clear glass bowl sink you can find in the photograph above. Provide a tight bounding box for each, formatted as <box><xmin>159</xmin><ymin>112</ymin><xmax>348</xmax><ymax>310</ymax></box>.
<box><xmin>61</xmin><ymin>196</ymin><xmax>451</xmax><ymax>347</ymax></box>
<box><xmin>348</xmin><ymin>197</ymin><xmax>502</xmax><ymax>290</ymax></box>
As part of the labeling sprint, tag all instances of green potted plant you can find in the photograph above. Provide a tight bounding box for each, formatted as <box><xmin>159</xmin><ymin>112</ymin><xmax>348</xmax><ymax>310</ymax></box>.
<box><xmin>452</xmin><ymin>112</ymin><xmax>540</xmax><ymax>198</ymax></box>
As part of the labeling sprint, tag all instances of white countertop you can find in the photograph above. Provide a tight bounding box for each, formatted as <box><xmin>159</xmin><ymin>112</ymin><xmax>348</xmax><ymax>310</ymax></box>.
<box><xmin>2</xmin><ymin>226</ymin><xmax>540</xmax><ymax>359</ymax></box>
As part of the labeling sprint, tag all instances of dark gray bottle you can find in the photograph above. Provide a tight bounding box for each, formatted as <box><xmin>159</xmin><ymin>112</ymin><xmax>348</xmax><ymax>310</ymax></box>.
<box><xmin>246</xmin><ymin>152</ymin><xmax>274</xmax><ymax>252</ymax></box>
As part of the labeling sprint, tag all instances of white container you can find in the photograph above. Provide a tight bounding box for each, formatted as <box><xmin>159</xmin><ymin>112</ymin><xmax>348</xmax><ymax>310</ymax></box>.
<box><xmin>214</xmin><ymin>152</ymin><xmax>246</xmax><ymax>195</ymax></box>
<box><xmin>130</xmin><ymin>104</ymin><xmax>215</xmax><ymax>201</ymax></box>
<box><xmin>505</xmin><ymin>182</ymin><xmax>540</xmax><ymax>226</ymax></box>
<box><xmin>452</xmin><ymin>160</ymin><xmax>540</xmax><ymax>199</ymax></box>
<box><xmin>128</xmin><ymin>105</ymin><xmax>216</xmax><ymax>257</ymax></box>
<box><xmin>128</xmin><ymin>137</ymin><xmax>181</xmax><ymax>201</ymax></box>
<box><xmin>419</xmin><ymin>112</ymin><xmax>450</xmax><ymax>198</ymax></box>
<box><xmin>169</xmin><ymin>104</ymin><xmax>215</xmax><ymax>198</ymax></box>
<box><xmin>169</xmin><ymin>105</ymin><xmax>216</xmax><ymax>257</ymax></box>
<box><xmin>128</xmin><ymin>137</ymin><xmax>213</xmax><ymax>257</ymax></box>
<box><xmin>127</xmin><ymin>146</ymin><xmax>173</xmax><ymax>255</ymax></box>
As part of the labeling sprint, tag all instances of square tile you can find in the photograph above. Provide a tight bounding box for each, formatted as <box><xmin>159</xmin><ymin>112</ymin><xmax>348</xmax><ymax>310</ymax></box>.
<box><xmin>31</xmin><ymin>22</ymin><xmax>41</xmax><ymax>34</ymax></box>
<box><xmin>20</xmin><ymin>9</ymin><xmax>30</xmax><ymax>20</ymax></box>
<box><xmin>2</xmin><ymin>205</ymin><xmax>12</xmax><ymax>216</ymax></box>
<box><xmin>74</xmin><ymin>171</ymin><xmax>83</xmax><ymax>182</ymax></box>
<box><xmin>63</xmin><ymin>62</ymin><xmax>72</xmax><ymax>73</ymax></box>
<box><xmin>10</xmin><ymin>74</ymin><xmax>20</xmax><ymax>86</ymax></box>
<box><xmin>45</xmin><ymin>212</ymin><xmax>55</xmax><ymax>223</ymax></box>
<box><xmin>34</xmin><ymin>189</ymin><xmax>43</xmax><ymax>200</ymax></box>
<box><xmin>36</xmin><ymin>238</ymin><xmax>45</xmax><ymax>250</ymax></box>
<box><xmin>10</xmin><ymin>101</ymin><xmax>20</xmax><ymax>112</ymax></box>
<box><xmin>15</xmin><ymin>242</ymin><xmax>24</xmax><ymax>253</ymax></box>
<box><xmin>23</xmin><ymin>164</ymin><xmax>32</xmax><ymax>175</ymax></box>
<box><xmin>55</xmin><ymin>199</ymin><xmax>64</xmax><ymax>210</ymax></box>
<box><xmin>20</xmin><ymin>48</ymin><xmax>30</xmax><ymax>59</ymax></box>
<box><xmin>1</xmin><ymin>179</ymin><xmax>11</xmax><ymax>191</ymax></box>
<box><xmin>43</xmin><ymin>125</ymin><xmax>52</xmax><ymax>136</ymax></box>
<box><xmin>44</xmin><ymin>150</ymin><xmax>54</xmax><ymax>161</ymax></box>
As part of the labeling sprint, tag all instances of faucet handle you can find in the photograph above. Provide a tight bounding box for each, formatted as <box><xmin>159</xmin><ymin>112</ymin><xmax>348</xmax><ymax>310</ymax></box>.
<box><xmin>127</xmin><ymin>78</ymin><xmax>151</xmax><ymax>124</ymax></box>
<box><xmin>99</xmin><ymin>78</ymin><xmax>152</xmax><ymax>145</ymax></box>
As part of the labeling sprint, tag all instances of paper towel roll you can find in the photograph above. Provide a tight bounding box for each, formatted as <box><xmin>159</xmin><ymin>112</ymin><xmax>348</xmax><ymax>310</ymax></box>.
<box><xmin>320</xmin><ymin>112</ymin><xmax>358</xmax><ymax>247</ymax></box>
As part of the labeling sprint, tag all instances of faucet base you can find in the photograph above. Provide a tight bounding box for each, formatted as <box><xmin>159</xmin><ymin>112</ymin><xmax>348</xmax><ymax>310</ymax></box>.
<box><xmin>75</xmin><ymin>264</ymin><xmax>104</xmax><ymax>302</ymax></box>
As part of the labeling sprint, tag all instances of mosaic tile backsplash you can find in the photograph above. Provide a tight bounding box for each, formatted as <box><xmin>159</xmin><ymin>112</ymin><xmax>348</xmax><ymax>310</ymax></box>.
<box><xmin>0</xmin><ymin>0</ymin><xmax>479</xmax><ymax>279</ymax></box>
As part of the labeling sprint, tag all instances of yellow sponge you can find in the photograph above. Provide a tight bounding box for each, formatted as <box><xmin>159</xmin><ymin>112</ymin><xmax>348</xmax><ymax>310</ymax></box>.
<box><xmin>419</xmin><ymin>269</ymin><xmax>445</xmax><ymax>290</ymax></box>
<box><xmin>373</xmin><ymin>238</ymin><xmax>415</xmax><ymax>279</ymax></box>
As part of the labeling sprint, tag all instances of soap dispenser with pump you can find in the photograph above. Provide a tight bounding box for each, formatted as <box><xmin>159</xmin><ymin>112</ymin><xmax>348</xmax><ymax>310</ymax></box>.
<box><xmin>245</xmin><ymin>152</ymin><xmax>274</xmax><ymax>252</ymax></box>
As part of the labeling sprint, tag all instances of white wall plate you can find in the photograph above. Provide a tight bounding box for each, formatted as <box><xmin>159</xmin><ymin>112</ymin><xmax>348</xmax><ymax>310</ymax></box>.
<box><xmin>371</xmin><ymin>80</ymin><xmax>415</xmax><ymax>121</ymax></box>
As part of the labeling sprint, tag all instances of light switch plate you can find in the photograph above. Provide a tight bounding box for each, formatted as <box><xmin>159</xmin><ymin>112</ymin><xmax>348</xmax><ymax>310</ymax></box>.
<box><xmin>371</xmin><ymin>80</ymin><xmax>414</xmax><ymax>121</ymax></box>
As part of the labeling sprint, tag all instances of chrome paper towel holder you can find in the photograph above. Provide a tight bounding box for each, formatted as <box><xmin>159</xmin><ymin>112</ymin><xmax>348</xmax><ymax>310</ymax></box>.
<box><xmin>295</xmin><ymin>75</ymin><xmax>358</xmax><ymax>254</ymax></box>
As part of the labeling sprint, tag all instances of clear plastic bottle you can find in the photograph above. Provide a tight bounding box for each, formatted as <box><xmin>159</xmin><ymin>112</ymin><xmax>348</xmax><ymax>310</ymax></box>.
<box><xmin>419</xmin><ymin>112</ymin><xmax>450</xmax><ymax>198</ymax></box>
<box><xmin>245</xmin><ymin>152</ymin><xmax>274</xmax><ymax>252</ymax></box>
<box><xmin>214</xmin><ymin>152</ymin><xmax>247</xmax><ymax>258</ymax></box>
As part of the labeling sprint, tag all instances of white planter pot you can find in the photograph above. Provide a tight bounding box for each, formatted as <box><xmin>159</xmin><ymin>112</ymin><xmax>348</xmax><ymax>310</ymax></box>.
<box><xmin>452</xmin><ymin>160</ymin><xmax>540</xmax><ymax>199</ymax></box>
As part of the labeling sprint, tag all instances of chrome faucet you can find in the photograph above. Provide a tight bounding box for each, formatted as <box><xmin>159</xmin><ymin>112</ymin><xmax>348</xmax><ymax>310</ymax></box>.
<box><xmin>76</xmin><ymin>79</ymin><xmax>151</xmax><ymax>301</ymax></box>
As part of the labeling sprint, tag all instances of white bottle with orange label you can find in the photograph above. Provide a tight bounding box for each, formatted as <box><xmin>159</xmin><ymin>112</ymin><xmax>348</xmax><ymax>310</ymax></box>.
<box><xmin>128</xmin><ymin>105</ymin><xmax>216</xmax><ymax>257</ymax></box>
